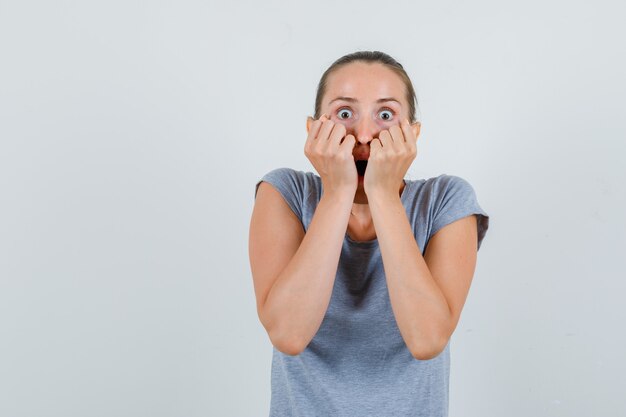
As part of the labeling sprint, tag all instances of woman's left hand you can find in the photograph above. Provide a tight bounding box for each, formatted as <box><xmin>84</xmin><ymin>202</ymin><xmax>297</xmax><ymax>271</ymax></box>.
<box><xmin>363</xmin><ymin>118</ymin><xmax>420</xmax><ymax>198</ymax></box>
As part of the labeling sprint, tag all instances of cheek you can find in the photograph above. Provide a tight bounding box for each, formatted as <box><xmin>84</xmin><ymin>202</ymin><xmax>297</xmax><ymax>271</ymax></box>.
<box><xmin>376</xmin><ymin>119</ymin><xmax>398</xmax><ymax>130</ymax></box>
<box><xmin>330</xmin><ymin>116</ymin><xmax>354</xmax><ymax>129</ymax></box>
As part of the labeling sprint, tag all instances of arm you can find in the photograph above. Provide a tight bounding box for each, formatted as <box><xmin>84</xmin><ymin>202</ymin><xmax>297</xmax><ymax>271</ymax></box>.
<box><xmin>368</xmin><ymin>190</ymin><xmax>478</xmax><ymax>360</ymax></box>
<box><xmin>364</xmin><ymin>120</ymin><xmax>480</xmax><ymax>360</ymax></box>
<box><xmin>249</xmin><ymin>182</ymin><xmax>354</xmax><ymax>355</ymax></box>
<box><xmin>249</xmin><ymin>114</ymin><xmax>358</xmax><ymax>355</ymax></box>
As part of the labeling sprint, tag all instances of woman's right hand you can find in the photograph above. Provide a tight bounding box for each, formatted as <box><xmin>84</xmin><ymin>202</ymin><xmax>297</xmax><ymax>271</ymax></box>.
<box><xmin>304</xmin><ymin>114</ymin><xmax>357</xmax><ymax>196</ymax></box>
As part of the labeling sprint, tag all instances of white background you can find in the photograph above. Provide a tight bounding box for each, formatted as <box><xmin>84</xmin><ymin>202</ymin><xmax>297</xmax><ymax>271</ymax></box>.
<box><xmin>1</xmin><ymin>1</ymin><xmax>625</xmax><ymax>416</ymax></box>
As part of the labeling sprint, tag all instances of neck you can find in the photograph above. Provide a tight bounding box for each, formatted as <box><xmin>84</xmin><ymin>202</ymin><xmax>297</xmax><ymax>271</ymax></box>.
<box><xmin>353</xmin><ymin>180</ymin><xmax>406</xmax><ymax>204</ymax></box>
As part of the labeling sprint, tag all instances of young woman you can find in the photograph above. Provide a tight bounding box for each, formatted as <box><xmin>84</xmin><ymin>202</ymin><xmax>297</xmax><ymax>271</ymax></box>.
<box><xmin>249</xmin><ymin>51</ymin><xmax>490</xmax><ymax>416</ymax></box>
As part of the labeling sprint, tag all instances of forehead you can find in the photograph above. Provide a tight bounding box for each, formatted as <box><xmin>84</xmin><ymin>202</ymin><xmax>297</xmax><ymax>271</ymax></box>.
<box><xmin>323</xmin><ymin>62</ymin><xmax>406</xmax><ymax>106</ymax></box>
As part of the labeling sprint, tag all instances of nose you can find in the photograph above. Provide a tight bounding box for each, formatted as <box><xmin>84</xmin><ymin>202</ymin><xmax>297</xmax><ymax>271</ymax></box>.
<box><xmin>352</xmin><ymin>116</ymin><xmax>379</xmax><ymax>145</ymax></box>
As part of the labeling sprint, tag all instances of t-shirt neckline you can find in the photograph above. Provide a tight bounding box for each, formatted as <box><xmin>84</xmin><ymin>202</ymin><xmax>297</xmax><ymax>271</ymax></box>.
<box><xmin>343</xmin><ymin>179</ymin><xmax>411</xmax><ymax>246</ymax></box>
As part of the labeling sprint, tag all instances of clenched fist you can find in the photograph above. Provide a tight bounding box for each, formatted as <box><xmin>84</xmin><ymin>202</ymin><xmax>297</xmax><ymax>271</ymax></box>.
<box><xmin>364</xmin><ymin>118</ymin><xmax>420</xmax><ymax>197</ymax></box>
<box><xmin>305</xmin><ymin>114</ymin><xmax>358</xmax><ymax>196</ymax></box>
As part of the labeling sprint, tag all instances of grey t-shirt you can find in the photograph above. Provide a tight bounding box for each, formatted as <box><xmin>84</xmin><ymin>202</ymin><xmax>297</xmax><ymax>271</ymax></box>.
<box><xmin>254</xmin><ymin>167</ymin><xmax>490</xmax><ymax>417</ymax></box>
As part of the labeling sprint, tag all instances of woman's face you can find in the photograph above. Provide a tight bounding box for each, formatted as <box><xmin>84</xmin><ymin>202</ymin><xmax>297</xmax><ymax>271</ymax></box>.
<box><xmin>308</xmin><ymin>61</ymin><xmax>420</xmax><ymax>157</ymax></box>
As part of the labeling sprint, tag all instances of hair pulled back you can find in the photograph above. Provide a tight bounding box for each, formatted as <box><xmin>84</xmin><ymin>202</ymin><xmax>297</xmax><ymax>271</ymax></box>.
<box><xmin>314</xmin><ymin>51</ymin><xmax>419</xmax><ymax>123</ymax></box>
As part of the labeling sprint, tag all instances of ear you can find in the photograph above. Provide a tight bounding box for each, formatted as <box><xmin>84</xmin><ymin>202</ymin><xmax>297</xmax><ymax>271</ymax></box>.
<box><xmin>306</xmin><ymin>116</ymin><xmax>315</xmax><ymax>134</ymax></box>
<box><xmin>411</xmin><ymin>121</ymin><xmax>421</xmax><ymax>139</ymax></box>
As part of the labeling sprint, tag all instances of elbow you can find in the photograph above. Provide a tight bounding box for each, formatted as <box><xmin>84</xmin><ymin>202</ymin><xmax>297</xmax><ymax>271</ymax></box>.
<box><xmin>410</xmin><ymin>320</ymin><xmax>453</xmax><ymax>360</ymax></box>
<box><xmin>259</xmin><ymin>307</ymin><xmax>307</xmax><ymax>356</ymax></box>
<box><xmin>275</xmin><ymin>341</ymin><xmax>304</xmax><ymax>356</ymax></box>
<box><xmin>268</xmin><ymin>328</ymin><xmax>307</xmax><ymax>356</ymax></box>
<box><xmin>272</xmin><ymin>337</ymin><xmax>306</xmax><ymax>356</ymax></box>
<box><xmin>410</xmin><ymin>335</ymin><xmax>450</xmax><ymax>361</ymax></box>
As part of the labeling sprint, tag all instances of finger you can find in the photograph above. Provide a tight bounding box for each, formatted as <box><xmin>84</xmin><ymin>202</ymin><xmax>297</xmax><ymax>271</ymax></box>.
<box><xmin>388</xmin><ymin>124</ymin><xmax>406</xmax><ymax>152</ymax></box>
<box><xmin>306</xmin><ymin>113</ymin><xmax>328</xmax><ymax>142</ymax></box>
<box><xmin>400</xmin><ymin>118</ymin><xmax>417</xmax><ymax>154</ymax></box>
<box><xmin>305</xmin><ymin>123</ymin><xmax>321</xmax><ymax>158</ymax></box>
<box><xmin>370</xmin><ymin>137</ymin><xmax>382</xmax><ymax>155</ymax></box>
<box><xmin>310</xmin><ymin>119</ymin><xmax>333</xmax><ymax>154</ymax></box>
<box><xmin>306</xmin><ymin>116</ymin><xmax>324</xmax><ymax>143</ymax></box>
<box><xmin>328</xmin><ymin>123</ymin><xmax>347</xmax><ymax>148</ymax></box>
<box><xmin>305</xmin><ymin>114</ymin><xmax>329</xmax><ymax>155</ymax></box>
<box><xmin>317</xmin><ymin>118</ymin><xmax>335</xmax><ymax>142</ymax></box>
<box><xmin>377</xmin><ymin>130</ymin><xmax>393</xmax><ymax>150</ymax></box>
<box><xmin>340</xmin><ymin>134</ymin><xmax>356</xmax><ymax>151</ymax></box>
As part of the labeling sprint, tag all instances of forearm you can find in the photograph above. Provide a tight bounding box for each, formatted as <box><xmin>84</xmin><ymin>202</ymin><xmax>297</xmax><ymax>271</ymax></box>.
<box><xmin>368</xmin><ymin>191</ymin><xmax>452</xmax><ymax>359</ymax></box>
<box><xmin>263</xmin><ymin>189</ymin><xmax>354</xmax><ymax>355</ymax></box>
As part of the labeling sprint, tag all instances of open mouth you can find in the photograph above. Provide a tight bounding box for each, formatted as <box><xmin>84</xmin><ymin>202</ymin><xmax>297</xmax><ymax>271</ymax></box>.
<box><xmin>355</xmin><ymin>160</ymin><xmax>368</xmax><ymax>176</ymax></box>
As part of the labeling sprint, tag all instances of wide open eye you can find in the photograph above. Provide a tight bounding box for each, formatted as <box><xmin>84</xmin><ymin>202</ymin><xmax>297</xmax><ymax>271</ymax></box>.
<box><xmin>379</xmin><ymin>109</ymin><xmax>394</xmax><ymax>121</ymax></box>
<box><xmin>337</xmin><ymin>108</ymin><xmax>353</xmax><ymax>120</ymax></box>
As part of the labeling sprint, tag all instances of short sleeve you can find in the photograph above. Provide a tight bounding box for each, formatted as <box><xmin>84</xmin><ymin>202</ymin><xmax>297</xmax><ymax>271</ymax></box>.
<box><xmin>430</xmin><ymin>175</ymin><xmax>490</xmax><ymax>251</ymax></box>
<box><xmin>254</xmin><ymin>167</ymin><xmax>304</xmax><ymax>225</ymax></box>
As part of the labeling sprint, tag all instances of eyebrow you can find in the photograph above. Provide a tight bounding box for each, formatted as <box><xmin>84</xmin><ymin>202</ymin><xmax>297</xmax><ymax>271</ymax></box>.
<box><xmin>328</xmin><ymin>96</ymin><xmax>402</xmax><ymax>106</ymax></box>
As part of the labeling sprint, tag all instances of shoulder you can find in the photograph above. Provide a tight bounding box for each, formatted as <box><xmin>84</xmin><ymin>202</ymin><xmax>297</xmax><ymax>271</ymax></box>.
<box><xmin>255</xmin><ymin>167</ymin><xmax>302</xmax><ymax>191</ymax></box>
<box><xmin>429</xmin><ymin>173</ymin><xmax>482</xmax><ymax>205</ymax></box>
<box><xmin>406</xmin><ymin>173</ymin><xmax>476</xmax><ymax>205</ymax></box>
<box><xmin>255</xmin><ymin>167</ymin><xmax>320</xmax><ymax>201</ymax></box>
<box><xmin>425</xmin><ymin>173</ymin><xmax>474</xmax><ymax>192</ymax></box>
<box><xmin>417</xmin><ymin>173</ymin><xmax>479</xmax><ymax>206</ymax></box>
<box><xmin>259</xmin><ymin>167</ymin><xmax>301</xmax><ymax>181</ymax></box>
<box><xmin>255</xmin><ymin>167</ymin><xmax>321</xmax><ymax>228</ymax></box>
<box><xmin>424</xmin><ymin>173</ymin><xmax>490</xmax><ymax>249</ymax></box>
<box><xmin>259</xmin><ymin>167</ymin><xmax>318</xmax><ymax>183</ymax></box>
